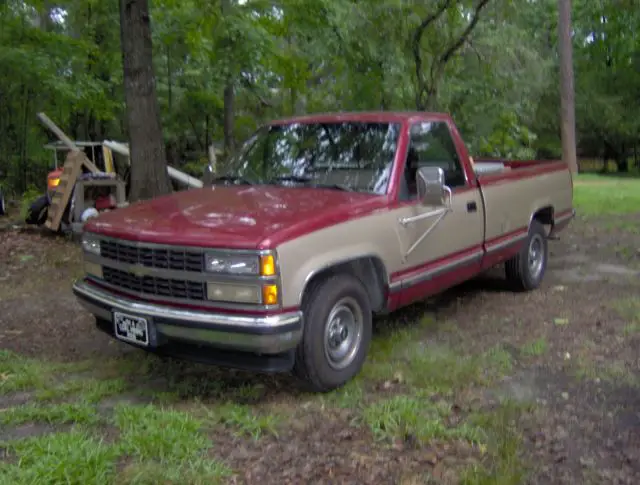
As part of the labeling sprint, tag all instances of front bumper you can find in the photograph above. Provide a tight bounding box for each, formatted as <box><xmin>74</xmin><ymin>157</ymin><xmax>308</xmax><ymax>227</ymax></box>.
<box><xmin>72</xmin><ymin>280</ymin><xmax>303</xmax><ymax>355</ymax></box>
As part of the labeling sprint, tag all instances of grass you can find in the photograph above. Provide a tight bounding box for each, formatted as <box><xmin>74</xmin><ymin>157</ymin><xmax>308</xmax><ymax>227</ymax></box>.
<box><xmin>573</xmin><ymin>174</ymin><xmax>640</xmax><ymax>216</ymax></box>
<box><xmin>363</xmin><ymin>395</ymin><xmax>484</xmax><ymax>445</ymax></box>
<box><xmin>520</xmin><ymin>337</ymin><xmax>548</xmax><ymax>357</ymax></box>
<box><xmin>200</xmin><ymin>402</ymin><xmax>281</xmax><ymax>440</ymax></box>
<box><xmin>0</xmin><ymin>402</ymin><xmax>101</xmax><ymax>427</ymax></box>
<box><xmin>459</xmin><ymin>402</ymin><xmax>530</xmax><ymax>485</ymax></box>
<box><xmin>0</xmin><ymin>317</ymin><xmax>529</xmax><ymax>484</ymax></box>
<box><xmin>0</xmin><ymin>430</ymin><xmax>119</xmax><ymax>485</ymax></box>
<box><xmin>113</xmin><ymin>404</ymin><xmax>211</xmax><ymax>462</ymax></box>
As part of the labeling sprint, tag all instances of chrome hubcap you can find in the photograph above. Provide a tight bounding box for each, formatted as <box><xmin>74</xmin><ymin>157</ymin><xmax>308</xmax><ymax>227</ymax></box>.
<box><xmin>528</xmin><ymin>234</ymin><xmax>544</xmax><ymax>280</ymax></box>
<box><xmin>324</xmin><ymin>296</ymin><xmax>363</xmax><ymax>370</ymax></box>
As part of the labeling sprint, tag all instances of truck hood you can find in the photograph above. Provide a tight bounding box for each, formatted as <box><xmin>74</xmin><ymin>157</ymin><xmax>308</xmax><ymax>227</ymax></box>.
<box><xmin>85</xmin><ymin>185</ymin><xmax>387</xmax><ymax>249</ymax></box>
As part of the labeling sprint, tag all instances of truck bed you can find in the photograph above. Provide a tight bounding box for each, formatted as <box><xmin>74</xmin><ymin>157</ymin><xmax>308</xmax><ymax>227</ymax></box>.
<box><xmin>473</xmin><ymin>159</ymin><xmax>567</xmax><ymax>179</ymax></box>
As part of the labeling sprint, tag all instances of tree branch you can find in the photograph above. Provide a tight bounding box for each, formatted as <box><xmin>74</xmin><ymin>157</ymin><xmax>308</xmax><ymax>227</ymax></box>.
<box><xmin>426</xmin><ymin>0</ymin><xmax>492</xmax><ymax>109</ymax></box>
<box><xmin>240</xmin><ymin>77</ymin><xmax>273</xmax><ymax>107</ymax></box>
<box><xmin>412</xmin><ymin>0</ymin><xmax>454</xmax><ymax>110</ymax></box>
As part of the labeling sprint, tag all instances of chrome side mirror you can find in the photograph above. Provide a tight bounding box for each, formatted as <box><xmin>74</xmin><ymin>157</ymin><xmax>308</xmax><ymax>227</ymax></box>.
<box><xmin>202</xmin><ymin>163</ymin><xmax>214</xmax><ymax>186</ymax></box>
<box><xmin>416</xmin><ymin>166</ymin><xmax>449</xmax><ymax>206</ymax></box>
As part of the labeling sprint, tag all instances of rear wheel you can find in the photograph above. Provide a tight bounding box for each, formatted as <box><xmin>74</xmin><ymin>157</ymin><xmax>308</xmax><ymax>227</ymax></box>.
<box><xmin>293</xmin><ymin>273</ymin><xmax>372</xmax><ymax>392</ymax></box>
<box><xmin>505</xmin><ymin>219</ymin><xmax>548</xmax><ymax>291</ymax></box>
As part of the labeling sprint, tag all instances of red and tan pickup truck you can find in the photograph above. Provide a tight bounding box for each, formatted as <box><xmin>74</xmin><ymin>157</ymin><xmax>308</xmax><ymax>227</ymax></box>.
<box><xmin>73</xmin><ymin>112</ymin><xmax>575</xmax><ymax>391</ymax></box>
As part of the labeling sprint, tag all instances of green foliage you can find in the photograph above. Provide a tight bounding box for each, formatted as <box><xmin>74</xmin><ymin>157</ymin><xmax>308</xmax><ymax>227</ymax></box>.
<box><xmin>1</xmin><ymin>0</ymin><xmax>639</xmax><ymax>196</ymax></box>
<box><xmin>19</xmin><ymin>184</ymin><xmax>43</xmax><ymax>220</ymax></box>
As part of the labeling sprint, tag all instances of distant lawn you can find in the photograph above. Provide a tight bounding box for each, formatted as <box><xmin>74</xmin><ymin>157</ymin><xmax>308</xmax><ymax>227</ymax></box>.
<box><xmin>573</xmin><ymin>173</ymin><xmax>640</xmax><ymax>216</ymax></box>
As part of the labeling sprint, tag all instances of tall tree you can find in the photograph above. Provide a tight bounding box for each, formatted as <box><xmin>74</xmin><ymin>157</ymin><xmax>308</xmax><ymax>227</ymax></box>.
<box><xmin>120</xmin><ymin>0</ymin><xmax>171</xmax><ymax>201</ymax></box>
<box><xmin>558</xmin><ymin>0</ymin><xmax>578</xmax><ymax>173</ymax></box>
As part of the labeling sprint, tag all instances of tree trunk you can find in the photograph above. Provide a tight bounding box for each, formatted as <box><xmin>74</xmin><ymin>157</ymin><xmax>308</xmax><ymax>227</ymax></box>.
<box><xmin>223</xmin><ymin>83</ymin><xmax>235</xmax><ymax>156</ymax></box>
<box><xmin>119</xmin><ymin>0</ymin><xmax>170</xmax><ymax>202</ymax></box>
<box><xmin>558</xmin><ymin>0</ymin><xmax>578</xmax><ymax>174</ymax></box>
<box><xmin>221</xmin><ymin>0</ymin><xmax>235</xmax><ymax>157</ymax></box>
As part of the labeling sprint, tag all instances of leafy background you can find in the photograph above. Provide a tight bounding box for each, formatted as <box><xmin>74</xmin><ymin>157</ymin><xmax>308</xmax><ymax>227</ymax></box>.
<box><xmin>1</xmin><ymin>0</ymin><xmax>638</xmax><ymax>196</ymax></box>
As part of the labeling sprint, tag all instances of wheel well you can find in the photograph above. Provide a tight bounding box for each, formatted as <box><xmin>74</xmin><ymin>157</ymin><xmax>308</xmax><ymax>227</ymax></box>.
<box><xmin>532</xmin><ymin>206</ymin><xmax>554</xmax><ymax>234</ymax></box>
<box><xmin>301</xmin><ymin>257</ymin><xmax>388</xmax><ymax>313</ymax></box>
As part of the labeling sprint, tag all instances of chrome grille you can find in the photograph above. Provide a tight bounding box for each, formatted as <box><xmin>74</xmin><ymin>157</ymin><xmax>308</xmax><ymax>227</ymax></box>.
<box><xmin>103</xmin><ymin>267</ymin><xmax>206</xmax><ymax>301</ymax></box>
<box><xmin>100</xmin><ymin>240</ymin><xmax>204</xmax><ymax>272</ymax></box>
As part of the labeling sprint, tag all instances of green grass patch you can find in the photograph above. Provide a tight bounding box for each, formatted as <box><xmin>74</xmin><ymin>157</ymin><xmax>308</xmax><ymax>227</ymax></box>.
<box><xmin>113</xmin><ymin>403</ymin><xmax>210</xmax><ymax>462</ymax></box>
<box><xmin>35</xmin><ymin>378</ymin><xmax>127</xmax><ymax>403</ymax></box>
<box><xmin>520</xmin><ymin>338</ymin><xmax>548</xmax><ymax>357</ymax></box>
<box><xmin>0</xmin><ymin>429</ymin><xmax>119</xmax><ymax>484</ymax></box>
<box><xmin>0</xmin><ymin>402</ymin><xmax>101</xmax><ymax>427</ymax></box>
<box><xmin>364</xmin><ymin>339</ymin><xmax>512</xmax><ymax>395</ymax></box>
<box><xmin>200</xmin><ymin>401</ymin><xmax>280</xmax><ymax>440</ymax></box>
<box><xmin>117</xmin><ymin>458</ymin><xmax>231</xmax><ymax>485</ymax></box>
<box><xmin>363</xmin><ymin>395</ymin><xmax>484</xmax><ymax>445</ymax></box>
<box><xmin>459</xmin><ymin>401</ymin><xmax>530</xmax><ymax>485</ymax></box>
<box><xmin>318</xmin><ymin>379</ymin><xmax>366</xmax><ymax>409</ymax></box>
<box><xmin>0</xmin><ymin>350</ymin><xmax>50</xmax><ymax>395</ymax></box>
<box><xmin>573</xmin><ymin>357</ymin><xmax>639</xmax><ymax>387</ymax></box>
<box><xmin>573</xmin><ymin>175</ymin><xmax>640</xmax><ymax>215</ymax></box>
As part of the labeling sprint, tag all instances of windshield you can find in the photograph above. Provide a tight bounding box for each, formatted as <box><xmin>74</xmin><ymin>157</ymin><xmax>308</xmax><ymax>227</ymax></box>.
<box><xmin>222</xmin><ymin>121</ymin><xmax>401</xmax><ymax>194</ymax></box>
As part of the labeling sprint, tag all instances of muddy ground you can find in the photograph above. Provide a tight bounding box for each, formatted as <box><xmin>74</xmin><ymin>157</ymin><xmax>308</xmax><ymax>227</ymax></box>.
<box><xmin>1</xmin><ymin>210</ymin><xmax>639</xmax><ymax>484</ymax></box>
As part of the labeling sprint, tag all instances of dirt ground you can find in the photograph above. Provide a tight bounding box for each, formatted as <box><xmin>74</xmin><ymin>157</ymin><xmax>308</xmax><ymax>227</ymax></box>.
<box><xmin>1</xmin><ymin>211</ymin><xmax>639</xmax><ymax>485</ymax></box>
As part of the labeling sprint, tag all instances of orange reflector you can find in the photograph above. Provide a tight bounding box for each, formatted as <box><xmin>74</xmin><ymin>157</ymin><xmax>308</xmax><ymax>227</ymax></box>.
<box><xmin>262</xmin><ymin>284</ymin><xmax>278</xmax><ymax>305</ymax></box>
<box><xmin>48</xmin><ymin>178</ymin><xmax>60</xmax><ymax>189</ymax></box>
<box><xmin>260</xmin><ymin>254</ymin><xmax>276</xmax><ymax>276</ymax></box>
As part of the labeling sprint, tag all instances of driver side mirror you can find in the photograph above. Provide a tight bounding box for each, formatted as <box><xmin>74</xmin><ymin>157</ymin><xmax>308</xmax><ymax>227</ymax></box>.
<box><xmin>202</xmin><ymin>163</ymin><xmax>214</xmax><ymax>186</ymax></box>
<box><xmin>416</xmin><ymin>166</ymin><xmax>448</xmax><ymax>206</ymax></box>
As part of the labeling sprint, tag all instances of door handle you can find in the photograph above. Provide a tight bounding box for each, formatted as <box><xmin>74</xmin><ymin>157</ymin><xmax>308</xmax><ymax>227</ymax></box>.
<box><xmin>466</xmin><ymin>201</ymin><xmax>477</xmax><ymax>213</ymax></box>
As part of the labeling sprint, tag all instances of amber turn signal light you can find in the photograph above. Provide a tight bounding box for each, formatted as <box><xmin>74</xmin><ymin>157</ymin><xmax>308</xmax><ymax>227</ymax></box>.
<box><xmin>262</xmin><ymin>284</ymin><xmax>278</xmax><ymax>305</ymax></box>
<box><xmin>260</xmin><ymin>254</ymin><xmax>276</xmax><ymax>276</ymax></box>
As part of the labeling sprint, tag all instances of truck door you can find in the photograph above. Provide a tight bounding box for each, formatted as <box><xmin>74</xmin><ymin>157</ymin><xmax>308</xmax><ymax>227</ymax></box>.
<box><xmin>392</xmin><ymin>121</ymin><xmax>485</xmax><ymax>306</ymax></box>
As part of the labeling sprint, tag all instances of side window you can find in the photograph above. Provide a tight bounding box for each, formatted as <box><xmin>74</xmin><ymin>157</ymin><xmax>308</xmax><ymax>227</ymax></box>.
<box><xmin>402</xmin><ymin>121</ymin><xmax>466</xmax><ymax>199</ymax></box>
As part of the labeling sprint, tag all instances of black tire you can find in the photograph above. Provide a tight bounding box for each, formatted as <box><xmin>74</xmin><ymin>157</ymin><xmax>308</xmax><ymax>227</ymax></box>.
<box><xmin>0</xmin><ymin>189</ymin><xmax>5</xmax><ymax>216</ymax></box>
<box><xmin>25</xmin><ymin>194</ymin><xmax>50</xmax><ymax>226</ymax></box>
<box><xmin>293</xmin><ymin>273</ymin><xmax>372</xmax><ymax>392</ymax></box>
<box><xmin>505</xmin><ymin>219</ymin><xmax>548</xmax><ymax>291</ymax></box>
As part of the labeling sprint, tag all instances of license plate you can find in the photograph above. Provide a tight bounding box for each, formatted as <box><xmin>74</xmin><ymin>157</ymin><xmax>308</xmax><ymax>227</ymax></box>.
<box><xmin>113</xmin><ymin>312</ymin><xmax>149</xmax><ymax>346</ymax></box>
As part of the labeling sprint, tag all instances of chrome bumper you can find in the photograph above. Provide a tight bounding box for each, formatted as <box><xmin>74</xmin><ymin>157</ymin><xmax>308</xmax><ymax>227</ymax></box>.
<box><xmin>72</xmin><ymin>280</ymin><xmax>303</xmax><ymax>354</ymax></box>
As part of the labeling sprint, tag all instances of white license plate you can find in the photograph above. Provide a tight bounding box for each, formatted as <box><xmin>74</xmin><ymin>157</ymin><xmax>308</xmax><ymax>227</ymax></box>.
<box><xmin>113</xmin><ymin>312</ymin><xmax>149</xmax><ymax>346</ymax></box>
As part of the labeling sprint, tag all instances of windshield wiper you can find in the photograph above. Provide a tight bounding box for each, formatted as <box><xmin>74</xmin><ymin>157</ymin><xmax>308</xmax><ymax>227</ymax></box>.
<box><xmin>268</xmin><ymin>175</ymin><xmax>353</xmax><ymax>192</ymax></box>
<box><xmin>269</xmin><ymin>175</ymin><xmax>313</xmax><ymax>184</ymax></box>
<box><xmin>211</xmin><ymin>175</ymin><xmax>254</xmax><ymax>185</ymax></box>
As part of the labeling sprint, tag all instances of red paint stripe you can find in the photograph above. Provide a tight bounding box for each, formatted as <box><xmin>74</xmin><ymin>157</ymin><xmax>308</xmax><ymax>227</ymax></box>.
<box><xmin>484</xmin><ymin>227</ymin><xmax>528</xmax><ymax>248</ymax></box>
<box><xmin>85</xmin><ymin>279</ymin><xmax>300</xmax><ymax>316</ymax></box>
<box><xmin>390</xmin><ymin>227</ymin><xmax>529</xmax><ymax>283</ymax></box>
<box><xmin>390</xmin><ymin>244</ymin><xmax>483</xmax><ymax>281</ymax></box>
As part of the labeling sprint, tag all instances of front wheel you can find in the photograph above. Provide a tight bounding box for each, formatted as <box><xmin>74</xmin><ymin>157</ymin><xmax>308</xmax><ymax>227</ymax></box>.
<box><xmin>293</xmin><ymin>273</ymin><xmax>372</xmax><ymax>392</ymax></box>
<box><xmin>505</xmin><ymin>219</ymin><xmax>548</xmax><ymax>291</ymax></box>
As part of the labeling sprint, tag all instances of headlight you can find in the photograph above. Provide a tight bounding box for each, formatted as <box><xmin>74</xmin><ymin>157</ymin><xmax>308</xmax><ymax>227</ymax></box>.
<box><xmin>81</xmin><ymin>233</ymin><xmax>101</xmax><ymax>256</ymax></box>
<box><xmin>204</xmin><ymin>252</ymin><xmax>276</xmax><ymax>276</ymax></box>
<box><xmin>207</xmin><ymin>282</ymin><xmax>262</xmax><ymax>303</ymax></box>
<box><xmin>206</xmin><ymin>282</ymin><xmax>278</xmax><ymax>305</ymax></box>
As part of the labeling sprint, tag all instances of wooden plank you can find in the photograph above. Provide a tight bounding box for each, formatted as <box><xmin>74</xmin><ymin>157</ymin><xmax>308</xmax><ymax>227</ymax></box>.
<box><xmin>45</xmin><ymin>151</ymin><xmax>84</xmax><ymax>231</ymax></box>
<box><xmin>37</xmin><ymin>113</ymin><xmax>78</xmax><ymax>152</ymax></box>
<box><xmin>37</xmin><ymin>112</ymin><xmax>99</xmax><ymax>173</ymax></box>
